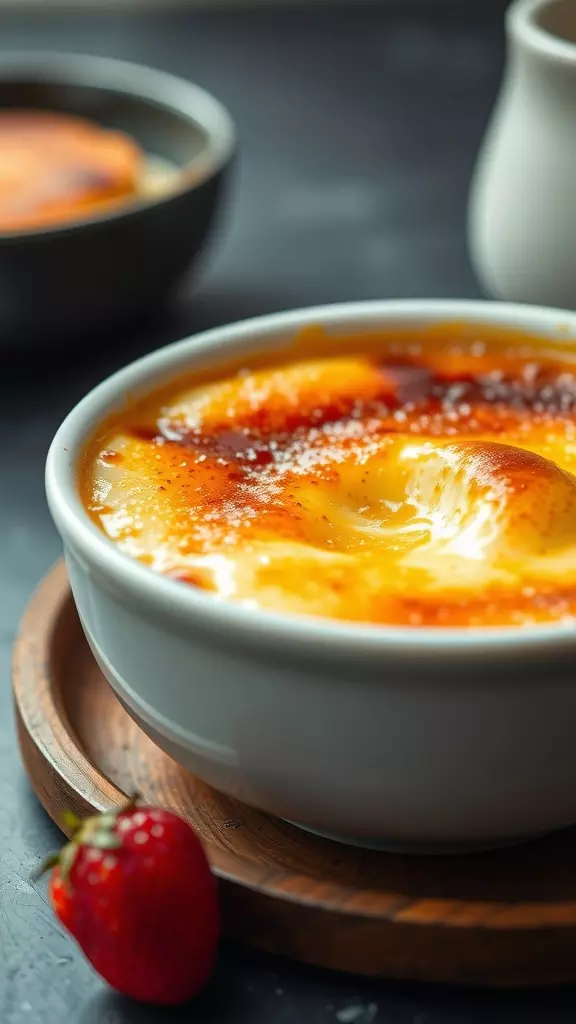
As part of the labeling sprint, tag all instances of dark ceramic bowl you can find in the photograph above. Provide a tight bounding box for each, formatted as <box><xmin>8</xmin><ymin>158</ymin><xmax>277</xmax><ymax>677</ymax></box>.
<box><xmin>0</xmin><ymin>52</ymin><xmax>235</xmax><ymax>346</ymax></box>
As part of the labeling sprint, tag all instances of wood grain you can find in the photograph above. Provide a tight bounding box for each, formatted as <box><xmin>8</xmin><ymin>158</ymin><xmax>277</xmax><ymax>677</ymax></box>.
<box><xmin>13</xmin><ymin>561</ymin><xmax>576</xmax><ymax>986</ymax></box>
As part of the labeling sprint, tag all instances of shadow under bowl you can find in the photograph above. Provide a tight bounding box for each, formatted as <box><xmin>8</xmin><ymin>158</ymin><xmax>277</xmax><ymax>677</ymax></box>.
<box><xmin>0</xmin><ymin>52</ymin><xmax>235</xmax><ymax>347</ymax></box>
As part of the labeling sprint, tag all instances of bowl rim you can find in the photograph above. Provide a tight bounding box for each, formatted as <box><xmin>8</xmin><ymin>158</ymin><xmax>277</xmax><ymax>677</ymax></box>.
<box><xmin>0</xmin><ymin>51</ymin><xmax>235</xmax><ymax>242</ymax></box>
<box><xmin>46</xmin><ymin>298</ymin><xmax>576</xmax><ymax>660</ymax></box>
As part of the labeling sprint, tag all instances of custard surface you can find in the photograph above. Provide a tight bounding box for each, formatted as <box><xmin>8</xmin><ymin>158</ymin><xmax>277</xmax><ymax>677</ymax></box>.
<box><xmin>82</xmin><ymin>325</ymin><xmax>576</xmax><ymax>627</ymax></box>
<box><xmin>0</xmin><ymin>110</ymin><xmax>143</xmax><ymax>230</ymax></box>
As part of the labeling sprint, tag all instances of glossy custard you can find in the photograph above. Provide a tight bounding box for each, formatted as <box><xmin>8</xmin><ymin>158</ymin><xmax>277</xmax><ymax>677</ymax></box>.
<box><xmin>0</xmin><ymin>110</ymin><xmax>170</xmax><ymax>231</ymax></box>
<box><xmin>82</xmin><ymin>324</ymin><xmax>576</xmax><ymax>627</ymax></box>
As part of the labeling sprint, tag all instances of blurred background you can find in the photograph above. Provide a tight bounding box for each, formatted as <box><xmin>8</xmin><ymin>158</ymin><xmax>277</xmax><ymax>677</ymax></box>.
<box><xmin>0</xmin><ymin>0</ymin><xmax>508</xmax><ymax>6</ymax></box>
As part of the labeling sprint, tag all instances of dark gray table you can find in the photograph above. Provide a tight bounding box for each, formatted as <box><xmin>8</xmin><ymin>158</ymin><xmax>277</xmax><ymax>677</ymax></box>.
<box><xmin>3</xmin><ymin>4</ymin><xmax>576</xmax><ymax>1022</ymax></box>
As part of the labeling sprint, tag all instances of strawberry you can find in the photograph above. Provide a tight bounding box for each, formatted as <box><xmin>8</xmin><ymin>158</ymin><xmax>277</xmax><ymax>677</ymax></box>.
<box><xmin>38</xmin><ymin>796</ymin><xmax>219</xmax><ymax>1005</ymax></box>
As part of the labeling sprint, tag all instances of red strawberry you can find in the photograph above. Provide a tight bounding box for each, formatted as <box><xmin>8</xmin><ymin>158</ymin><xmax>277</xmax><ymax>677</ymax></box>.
<box><xmin>39</xmin><ymin>796</ymin><xmax>219</xmax><ymax>1005</ymax></box>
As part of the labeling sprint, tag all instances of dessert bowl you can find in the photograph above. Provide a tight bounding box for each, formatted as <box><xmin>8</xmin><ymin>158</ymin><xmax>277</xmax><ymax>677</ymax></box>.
<box><xmin>46</xmin><ymin>299</ymin><xmax>576</xmax><ymax>853</ymax></box>
<box><xmin>0</xmin><ymin>52</ymin><xmax>235</xmax><ymax>346</ymax></box>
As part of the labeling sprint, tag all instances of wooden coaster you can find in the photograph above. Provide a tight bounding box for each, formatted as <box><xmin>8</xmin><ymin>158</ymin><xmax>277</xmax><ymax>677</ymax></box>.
<box><xmin>13</xmin><ymin>561</ymin><xmax>576</xmax><ymax>987</ymax></box>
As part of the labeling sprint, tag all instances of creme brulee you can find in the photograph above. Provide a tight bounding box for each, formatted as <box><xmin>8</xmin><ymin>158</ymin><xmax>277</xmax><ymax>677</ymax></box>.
<box><xmin>82</xmin><ymin>324</ymin><xmax>576</xmax><ymax>627</ymax></box>
<box><xmin>0</xmin><ymin>110</ymin><xmax>177</xmax><ymax>232</ymax></box>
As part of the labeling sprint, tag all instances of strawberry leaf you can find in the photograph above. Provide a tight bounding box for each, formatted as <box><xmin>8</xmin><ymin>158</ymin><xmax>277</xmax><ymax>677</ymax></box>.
<box><xmin>30</xmin><ymin>853</ymin><xmax>60</xmax><ymax>882</ymax></box>
<box><xmin>61</xmin><ymin>810</ymin><xmax>82</xmax><ymax>835</ymax></box>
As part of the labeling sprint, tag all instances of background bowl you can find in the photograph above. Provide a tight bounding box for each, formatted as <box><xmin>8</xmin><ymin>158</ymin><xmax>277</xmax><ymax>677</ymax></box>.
<box><xmin>46</xmin><ymin>299</ymin><xmax>576</xmax><ymax>853</ymax></box>
<box><xmin>0</xmin><ymin>52</ymin><xmax>235</xmax><ymax>346</ymax></box>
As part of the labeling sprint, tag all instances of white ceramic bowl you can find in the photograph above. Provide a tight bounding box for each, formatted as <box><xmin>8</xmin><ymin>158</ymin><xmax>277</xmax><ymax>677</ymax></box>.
<box><xmin>46</xmin><ymin>300</ymin><xmax>576</xmax><ymax>853</ymax></box>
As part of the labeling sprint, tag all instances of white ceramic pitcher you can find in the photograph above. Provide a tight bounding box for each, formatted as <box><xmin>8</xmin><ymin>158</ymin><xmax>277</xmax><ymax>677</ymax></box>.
<box><xmin>469</xmin><ymin>0</ymin><xmax>576</xmax><ymax>307</ymax></box>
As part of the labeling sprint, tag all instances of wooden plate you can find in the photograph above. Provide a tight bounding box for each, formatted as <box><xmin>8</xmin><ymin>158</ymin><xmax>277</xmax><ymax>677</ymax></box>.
<box><xmin>13</xmin><ymin>561</ymin><xmax>576</xmax><ymax>987</ymax></box>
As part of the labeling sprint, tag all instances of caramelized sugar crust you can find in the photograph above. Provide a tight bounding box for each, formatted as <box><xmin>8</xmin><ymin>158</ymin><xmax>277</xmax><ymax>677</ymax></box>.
<box><xmin>82</xmin><ymin>324</ymin><xmax>576</xmax><ymax>627</ymax></box>
<box><xmin>0</xmin><ymin>111</ymin><xmax>142</xmax><ymax>230</ymax></box>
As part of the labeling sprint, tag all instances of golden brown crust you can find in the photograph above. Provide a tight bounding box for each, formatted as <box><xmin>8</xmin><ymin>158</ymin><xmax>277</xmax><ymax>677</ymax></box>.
<box><xmin>0</xmin><ymin>110</ymin><xmax>142</xmax><ymax>230</ymax></box>
<box><xmin>81</xmin><ymin>326</ymin><xmax>576</xmax><ymax>628</ymax></box>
